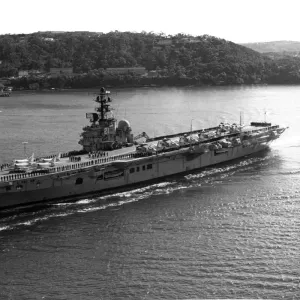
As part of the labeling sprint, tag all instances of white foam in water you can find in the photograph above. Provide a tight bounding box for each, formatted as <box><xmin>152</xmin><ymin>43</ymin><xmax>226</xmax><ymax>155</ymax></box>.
<box><xmin>100</xmin><ymin>182</ymin><xmax>174</xmax><ymax>200</ymax></box>
<box><xmin>77</xmin><ymin>201</ymin><xmax>121</xmax><ymax>213</ymax></box>
<box><xmin>184</xmin><ymin>156</ymin><xmax>269</xmax><ymax>181</ymax></box>
<box><xmin>55</xmin><ymin>213</ymin><xmax>70</xmax><ymax>217</ymax></box>
<box><xmin>76</xmin><ymin>199</ymin><xmax>96</xmax><ymax>205</ymax></box>
<box><xmin>0</xmin><ymin>180</ymin><xmax>207</xmax><ymax>232</ymax></box>
<box><xmin>0</xmin><ymin>212</ymin><xmax>75</xmax><ymax>231</ymax></box>
<box><xmin>0</xmin><ymin>225</ymin><xmax>11</xmax><ymax>231</ymax></box>
<box><xmin>77</xmin><ymin>206</ymin><xmax>111</xmax><ymax>213</ymax></box>
<box><xmin>0</xmin><ymin>185</ymin><xmax>176</xmax><ymax>231</ymax></box>
<box><xmin>52</xmin><ymin>198</ymin><xmax>96</xmax><ymax>207</ymax></box>
<box><xmin>77</xmin><ymin>194</ymin><xmax>150</xmax><ymax>213</ymax></box>
<box><xmin>18</xmin><ymin>221</ymin><xmax>35</xmax><ymax>226</ymax></box>
<box><xmin>52</xmin><ymin>202</ymin><xmax>74</xmax><ymax>207</ymax></box>
<box><xmin>152</xmin><ymin>182</ymin><xmax>173</xmax><ymax>188</ymax></box>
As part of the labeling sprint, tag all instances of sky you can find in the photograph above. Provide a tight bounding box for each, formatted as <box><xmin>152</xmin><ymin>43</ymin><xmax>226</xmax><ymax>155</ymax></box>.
<box><xmin>1</xmin><ymin>0</ymin><xmax>300</xmax><ymax>43</ymax></box>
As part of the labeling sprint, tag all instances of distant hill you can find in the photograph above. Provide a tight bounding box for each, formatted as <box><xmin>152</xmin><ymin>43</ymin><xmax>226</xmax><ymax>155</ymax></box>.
<box><xmin>241</xmin><ymin>41</ymin><xmax>300</xmax><ymax>54</ymax></box>
<box><xmin>1</xmin><ymin>32</ymin><xmax>300</xmax><ymax>88</ymax></box>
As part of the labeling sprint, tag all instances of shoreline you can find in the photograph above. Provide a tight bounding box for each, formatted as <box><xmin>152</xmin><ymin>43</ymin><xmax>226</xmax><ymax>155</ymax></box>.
<box><xmin>9</xmin><ymin>82</ymin><xmax>298</xmax><ymax>92</ymax></box>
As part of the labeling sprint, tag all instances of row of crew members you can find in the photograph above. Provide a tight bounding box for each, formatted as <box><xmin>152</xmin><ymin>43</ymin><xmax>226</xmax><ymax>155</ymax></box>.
<box><xmin>0</xmin><ymin>164</ymin><xmax>10</xmax><ymax>171</ymax></box>
<box><xmin>69</xmin><ymin>156</ymin><xmax>81</xmax><ymax>162</ymax></box>
<box><xmin>133</xmin><ymin>152</ymin><xmax>154</xmax><ymax>157</ymax></box>
<box><xmin>88</xmin><ymin>151</ymin><xmax>109</xmax><ymax>159</ymax></box>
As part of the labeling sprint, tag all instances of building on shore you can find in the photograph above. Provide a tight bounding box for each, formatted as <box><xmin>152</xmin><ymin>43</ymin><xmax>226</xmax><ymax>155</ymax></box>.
<box><xmin>157</xmin><ymin>39</ymin><xmax>172</xmax><ymax>46</ymax></box>
<box><xmin>18</xmin><ymin>70</ymin><xmax>29</xmax><ymax>77</ymax></box>
<box><xmin>49</xmin><ymin>68</ymin><xmax>74</xmax><ymax>77</ymax></box>
<box><xmin>18</xmin><ymin>70</ymin><xmax>44</xmax><ymax>77</ymax></box>
<box><xmin>105</xmin><ymin>67</ymin><xmax>147</xmax><ymax>76</ymax></box>
<box><xmin>146</xmin><ymin>70</ymin><xmax>159</xmax><ymax>78</ymax></box>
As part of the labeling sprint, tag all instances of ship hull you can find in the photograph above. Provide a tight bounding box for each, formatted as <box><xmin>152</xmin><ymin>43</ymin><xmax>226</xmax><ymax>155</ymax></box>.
<box><xmin>0</xmin><ymin>143</ymin><xmax>270</xmax><ymax>209</ymax></box>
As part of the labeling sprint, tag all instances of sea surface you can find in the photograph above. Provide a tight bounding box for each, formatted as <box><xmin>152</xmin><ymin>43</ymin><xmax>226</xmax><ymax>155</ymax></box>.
<box><xmin>0</xmin><ymin>85</ymin><xmax>299</xmax><ymax>299</ymax></box>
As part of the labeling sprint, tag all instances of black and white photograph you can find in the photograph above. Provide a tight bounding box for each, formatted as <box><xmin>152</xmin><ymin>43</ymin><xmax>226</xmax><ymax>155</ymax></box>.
<box><xmin>0</xmin><ymin>0</ymin><xmax>299</xmax><ymax>299</ymax></box>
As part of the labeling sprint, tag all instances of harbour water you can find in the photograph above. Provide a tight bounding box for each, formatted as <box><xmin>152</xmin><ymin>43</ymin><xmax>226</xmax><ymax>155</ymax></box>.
<box><xmin>0</xmin><ymin>85</ymin><xmax>299</xmax><ymax>299</ymax></box>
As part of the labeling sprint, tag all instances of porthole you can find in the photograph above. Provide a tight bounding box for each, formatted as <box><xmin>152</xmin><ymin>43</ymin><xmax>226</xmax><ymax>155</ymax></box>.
<box><xmin>75</xmin><ymin>178</ymin><xmax>83</xmax><ymax>185</ymax></box>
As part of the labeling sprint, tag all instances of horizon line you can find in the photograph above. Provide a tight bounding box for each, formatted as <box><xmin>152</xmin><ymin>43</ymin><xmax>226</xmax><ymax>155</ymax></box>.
<box><xmin>0</xmin><ymin>30</ymin><xmax>299</xmax><ymax>44</ymax></box>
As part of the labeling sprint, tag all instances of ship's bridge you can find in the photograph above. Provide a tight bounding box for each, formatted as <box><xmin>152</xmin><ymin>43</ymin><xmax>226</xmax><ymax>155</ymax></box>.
<box><xmin>79</xmin><ymin>88</ymin><xmax>133</xmax><ymax>151</ymax></box>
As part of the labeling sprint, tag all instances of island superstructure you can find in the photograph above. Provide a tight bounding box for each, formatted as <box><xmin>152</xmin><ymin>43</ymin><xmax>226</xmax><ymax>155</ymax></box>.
<box><xmin>0</xmin><ymin>87</ymin><xmax>287</xmax><ymax>209</ymax></box>
<box><xmin>78</xmin><ymin>87</ymin><xmax>133</xmax><ymax>151</ymax></box>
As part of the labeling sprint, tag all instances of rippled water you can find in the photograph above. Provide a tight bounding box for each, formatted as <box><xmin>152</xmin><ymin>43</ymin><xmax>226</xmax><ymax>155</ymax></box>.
<box><xmin>0</xmin><ymin>86</ymin><xmax>300</xmax><ymax>299</ymax></box>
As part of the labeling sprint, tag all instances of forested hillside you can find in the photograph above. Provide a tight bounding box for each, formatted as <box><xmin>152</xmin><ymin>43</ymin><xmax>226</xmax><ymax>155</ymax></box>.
<box><xmin>0</xmin><ymin>31</ymin><xmax>300</xmax><ymax>89</ymax></box>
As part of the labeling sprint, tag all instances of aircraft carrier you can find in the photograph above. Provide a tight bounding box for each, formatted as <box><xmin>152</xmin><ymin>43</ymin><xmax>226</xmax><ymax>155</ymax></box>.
<box><xmin>0</xmin><ymin>87</ymin><xmax>288</xmax><ymax>209</ymax></box>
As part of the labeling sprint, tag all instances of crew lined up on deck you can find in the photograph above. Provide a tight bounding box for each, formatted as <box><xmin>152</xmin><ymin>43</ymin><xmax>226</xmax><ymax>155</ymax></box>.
<box><xmin>88</xmin><ymin>151</ymin><xmax>109</xmax><ymax>159</ymax></box>
<box><xmin>69</xmin><ymin>156</ymin><xmax>81</xmax><ymax>162</ymax></box>
<box><xmin>0</xmin><ymin>164</ymin><xmax>10</xmax><ymax>171</ymax></box>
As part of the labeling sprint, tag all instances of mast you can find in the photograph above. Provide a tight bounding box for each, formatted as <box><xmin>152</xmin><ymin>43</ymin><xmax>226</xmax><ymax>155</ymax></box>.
<box><xmin>240</xmin><ymin>111</ymin><xmax>244</xmax><ymax>127</ymax></box>
<box><xmin>95</xmin><ymin>87</ymin><xmax>112</xmax><ymax>123</ymax></box>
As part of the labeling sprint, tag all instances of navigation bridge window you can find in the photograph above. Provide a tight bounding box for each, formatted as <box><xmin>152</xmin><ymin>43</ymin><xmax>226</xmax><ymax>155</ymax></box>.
<box><xmin>130</xmin><ymin>168</ymin><xmax>135</xmax><ymax>174</ymax></box>
<box><xmin>147</xmin><ymin>164</ymin><xmax>153</xmax><ymax>170</ymax></box>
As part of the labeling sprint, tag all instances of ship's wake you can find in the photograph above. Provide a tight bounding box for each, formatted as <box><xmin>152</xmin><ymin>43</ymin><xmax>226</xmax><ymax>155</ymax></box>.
<box><xmin>0</xmin><ymin>152</ymin><xmax>281</xmax><ymax>232</ymax></box>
